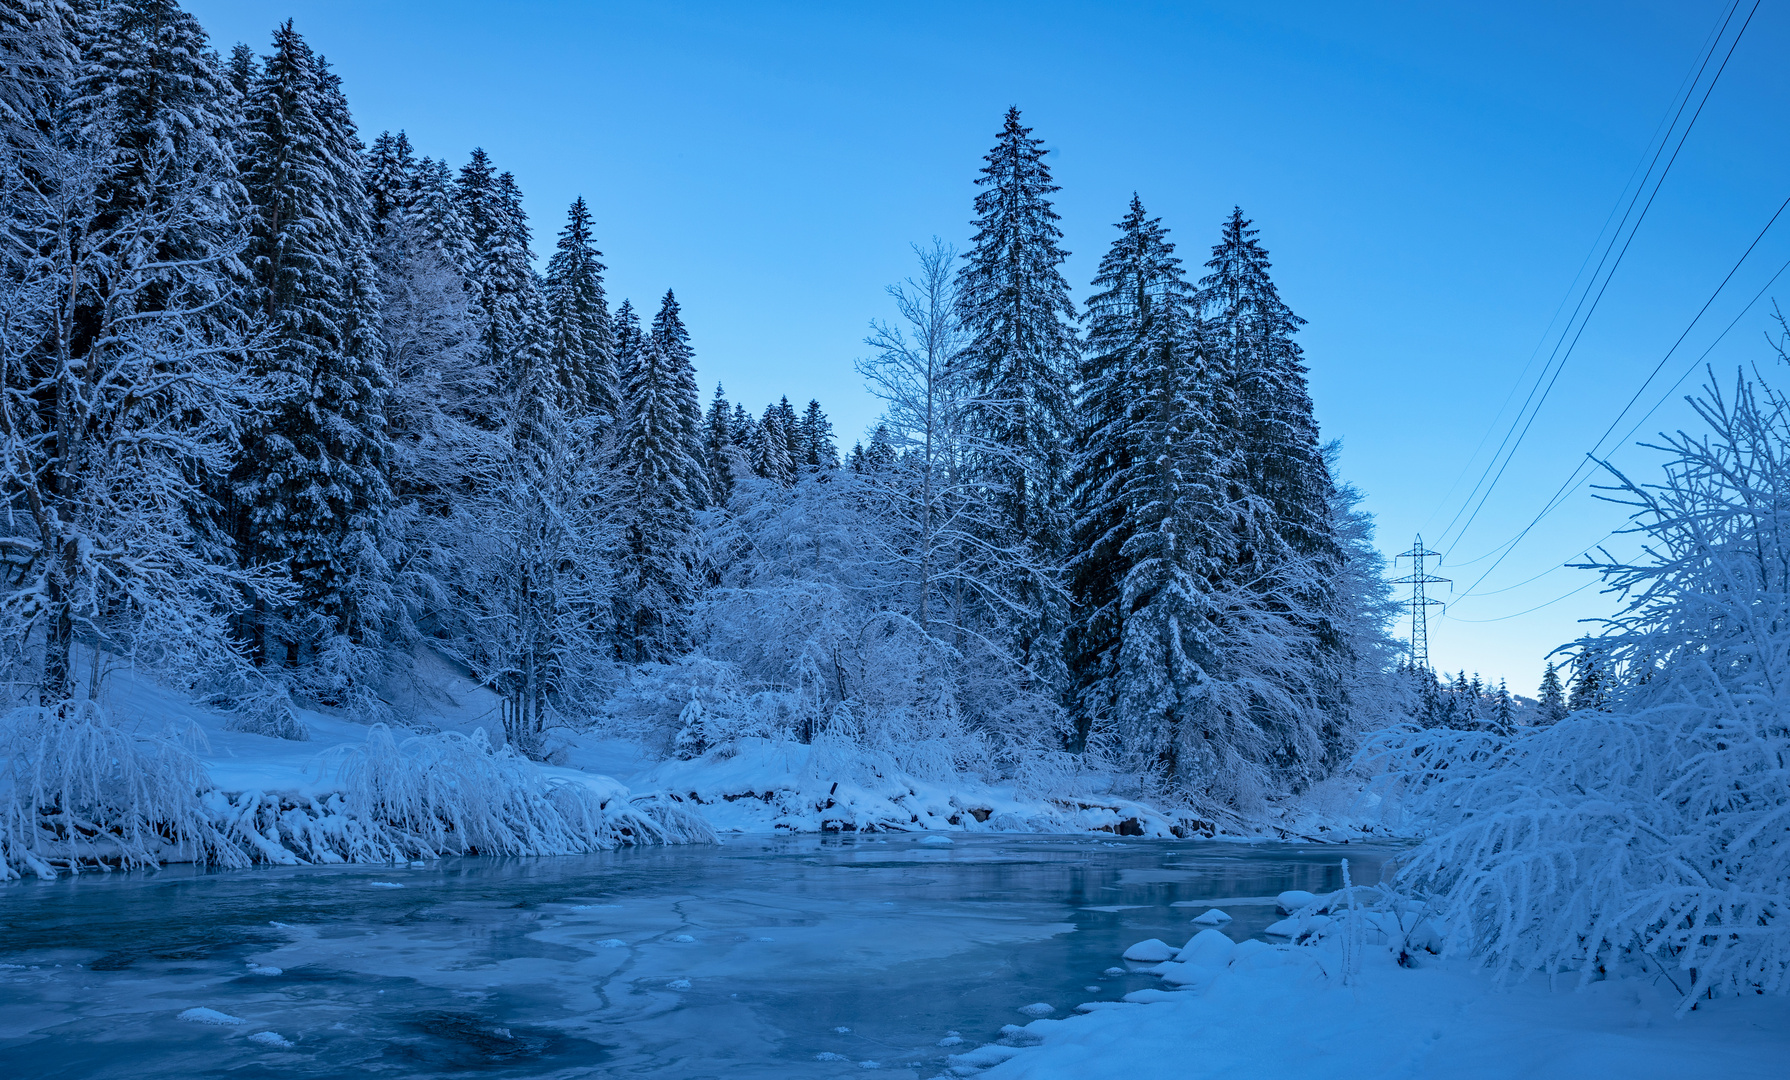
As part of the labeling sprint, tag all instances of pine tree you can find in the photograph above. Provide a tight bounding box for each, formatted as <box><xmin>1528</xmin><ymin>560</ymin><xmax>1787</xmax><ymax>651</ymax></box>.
<box><xmin>798</xmin><ymin>399</ymin><xmax>838</xmax><ymax>472</ymax></box>
<box><xmin>955</xmin><ymin>107</ymin><xmax>1077</xmax><ymax>674</ymax></box>
<box><xmin>364</xmin><ymin>129</ymin><xmax>414</xmax><ymax>231</ymax></box>
<box><xmin>648</xmin><ymin>290</ymin><xmax>708</xmax><ymax>508</ymax></box>
<box><xmin>1200</xmin><ymin>207</ymin><xmax>1335</xmax><ymax>563</ymax></box>
<box><xmin>1490</xmin><ymin>678</ymin><xmax>1515</xmax><ymax>735</ymax></box>
<box><xmin>772</xmin><ymin>395</ymin><xmax>801</xmax><ymax>471</ymax></box>
<box><xmin>1070</xmin><ymin>195</ymin><xmax>1221</xmax><ymax>775</ymax></box>
<box><xmin>752</xmin><ymin>404</ymin><xmax>794</xmax><ymax>485</ymax></box>
<box><xmin>704</xmin><ymin>384</ymin><xmax>738</xmax><ymax>503</ymax></box>
<box><xmin>864</xmin><ymin>424</ymin><xmax>898</xmax><ymax>472</ymax></box>
<box><xmin>1537</xmin><ymin>661</ymin><xmax>1568</xmax><ymax>725</ymax></box>
<box><xmin>1568</xmin><ymin>646</ymin><xmax>1607</xmax><ymax>713</ymax></box>
<box><xmin>234</xmin><ymin>21</ymin><xmax>392</xmax><ymax>685</ymax></box>
<box><xmin>613</xmin><ymin>326</ymin><xmax>704</xmax><ymax>661</ymax></box>
<box><xmin>543</xmin><ymin>196</ymin><xmax>617</xmax><ymax>421</ymax></box>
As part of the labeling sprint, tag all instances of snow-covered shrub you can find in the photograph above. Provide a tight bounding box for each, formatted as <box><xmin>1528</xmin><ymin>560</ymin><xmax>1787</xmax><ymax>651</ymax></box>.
<box><xmin>1363</xmin><ymin>371</ymin><xmax>1790</xmax><ymax>1010</ymax></box>
<box><xmin>321</xmin><ymin>724</ymin><xmax>713</xmax><ymax>860</ymax></box>
<box><xmin>0</xmin><ymin>702</ymin><xmax>241</xmax><ymax>879</ymax></box>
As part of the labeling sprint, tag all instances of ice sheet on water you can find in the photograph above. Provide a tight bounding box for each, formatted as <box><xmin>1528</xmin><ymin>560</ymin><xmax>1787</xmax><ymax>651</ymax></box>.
<box><xmin>595</xmin><ymin>938</ymin><xmax>627</xmax><ymax>948</ymax></box>
<box><xmin>367</xmin><ymin>882</ymin><xmax>405</xmax><ymax>889</ymax></box>
<box><xmin>178</xmin><ymin>1007</ymin><xmax>244</xmax><ymax>1025</ymax></box>
<box><xmin>920</xmin><ymin>835</ymin><xmax>954</xmax><ymax>845</ymax></box>
<box><xmin>668</xmin><ymin>979</ymin><xmax>691</xmax><ymax>990</ymax></box>
<box><xmin>671</xmin><ymin>934</ymin><xmax>696</xmax><ymax>942</ymax></box>
<box><xmin>246</xmin><ymin>1031</ymin><xmax>292</xmax><ymax>1048</ymax></box>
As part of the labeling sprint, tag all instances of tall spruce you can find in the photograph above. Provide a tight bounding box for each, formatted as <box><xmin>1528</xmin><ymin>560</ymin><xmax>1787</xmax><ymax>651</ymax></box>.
<box><xmin>955</xmin><ymin>106</ymin><xmax>1077</xmax><ymax>674</ymax></box>
<box><xmin>612</xmin><ymin>296</ymin><xmax>705</xmax><ymax>661</ymax></box>
<box><xmin>648</xmin><ymin>290</ymin><xmax>708</xmax><ymax>507</ymax></box>
<box><xmin>752</xmin><ymin>404</ymin><xmax>794</xmax><ymax>485</ymax></box>
<box><xmin>234</xmin><ymin>21</ymin><xmax>391</xmax><ymax>681</ymax></box>
<box><xmin>798</xmin><ymin>399</ymin><xmax>838</xmax><ymax>471</ymax></box>
<box><xmin>543</xmin><ymin>196</ymin><xmax>617</xmax><ymax>421</ymax></box>
<box><xmin>1071</xmin><ymin>196</ymin><xmax>1224</xmax><ymax>781</ymax></box>
<box><xmin>704</xmin><ymin>384</ymin><xmax>737</xmax><ymax>503</ymax></box>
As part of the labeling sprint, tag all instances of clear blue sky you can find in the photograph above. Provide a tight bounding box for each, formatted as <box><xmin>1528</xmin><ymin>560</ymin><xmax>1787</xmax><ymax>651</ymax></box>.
<box><xmin>187</xmin><ymin>1</ymin><xmax>1790</xmax><ymax>692</ymax></box>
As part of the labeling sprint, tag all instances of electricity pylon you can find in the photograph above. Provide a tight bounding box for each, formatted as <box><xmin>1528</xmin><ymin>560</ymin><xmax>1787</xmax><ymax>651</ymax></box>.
<box><xmin>1393</xmin><ymin>535</ymin><xmax>1448</xmax><ymax>672</ymax></box>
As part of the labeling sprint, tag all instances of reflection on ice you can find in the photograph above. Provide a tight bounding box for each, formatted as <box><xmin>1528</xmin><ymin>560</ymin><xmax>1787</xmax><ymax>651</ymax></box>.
<box><xmin>0</xmin><ymin>835</ymin><xmax>1394</xmax><ymax>1078</ymax></box>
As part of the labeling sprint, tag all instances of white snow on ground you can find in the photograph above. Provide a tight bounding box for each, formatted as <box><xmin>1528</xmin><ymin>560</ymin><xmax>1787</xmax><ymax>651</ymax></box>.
<box><xmin>978</xmin><ymin>922</ymin><xmax>1790</xmax><ymax>1080</ymax></box>
<box><xmin>635</xmin><ymin>737</ymin><xmax>1181</xmax><ymax>836</ymax></box>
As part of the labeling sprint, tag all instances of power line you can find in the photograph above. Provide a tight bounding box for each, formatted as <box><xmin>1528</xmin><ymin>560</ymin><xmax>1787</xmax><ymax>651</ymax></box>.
<box><xmin>1442</xmin><ymin>579</ymin><xmax>1600</xmax><ymax>623</ymax></box>
<box><xmin>1432</xmin><ymin>0</ymin><xmax>1758</xmax><ymax>555</ymax></box>
<box><xmin>1452</xmin><ymin>243</ymin><xmax>1790</xmax><ymax>604</ymax></box>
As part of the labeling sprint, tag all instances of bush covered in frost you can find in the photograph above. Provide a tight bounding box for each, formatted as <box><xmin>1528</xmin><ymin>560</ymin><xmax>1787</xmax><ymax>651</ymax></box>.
<box><xmin>1363</xmin><ymin>371</ymin><xmax>1790</xmax><ymax>1010</ymax></box>
<box><xmin>0</xmin><ymin>702</ymin><xmax>241</xmax><ymax>879</ymax></box>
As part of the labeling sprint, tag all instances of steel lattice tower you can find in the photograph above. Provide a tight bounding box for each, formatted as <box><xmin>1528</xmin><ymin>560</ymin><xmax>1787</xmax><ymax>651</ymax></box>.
<box><xmin>1393</xmin><ymin>535</ymin><xmax>1448</xmax><ymax>672</ymax></box>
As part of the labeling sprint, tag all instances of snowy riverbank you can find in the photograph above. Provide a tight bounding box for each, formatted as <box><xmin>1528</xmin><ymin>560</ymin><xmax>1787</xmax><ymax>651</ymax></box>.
<box><xmin>969</xmin><ymin>895</ymin><xmax>1790</xmax><ymax>1080</ymax></box>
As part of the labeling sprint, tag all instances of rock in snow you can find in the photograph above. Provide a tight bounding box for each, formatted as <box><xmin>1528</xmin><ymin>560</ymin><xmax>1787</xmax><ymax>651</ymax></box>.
<box><xmin>178</xmin><ymin>1007</ymin><xmax>245</xmax><ymax>1025</ymax></box>
<box><xmin>1276</xmin><ymin>889</ymin><xmax>1318</xmax><ymax>914</ymax></box>
<box><xmin>1019</xmin><ymin>1002</ymin><xmax>1056</xmax><ymax>1016</ymax></box>
<box><xmin>1122</xmin><ymin>938</ymin><xmax>1177</xmax><ymax>962</ymax></box>
<box><xmin>247</xmin><ymin>1031</ymin><xmax>292</xmax><ymax>1048</ymax></box>
<box><xmin>1175</xmin><ymin>929</ymin><xmax>1237</xmax><ymax>967</ymax></box>
<box><xmin>1191</xmin><ymin>908</ymin><xmax>1232</xmax><ymax>925</ymax></box>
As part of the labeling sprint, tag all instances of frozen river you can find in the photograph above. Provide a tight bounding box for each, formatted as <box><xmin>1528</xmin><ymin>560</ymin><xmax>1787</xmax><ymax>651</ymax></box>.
<box><xmin>0</xmin><ymin>834</ymin><xmax>1398</xmax><ymax>1078</ymax></box>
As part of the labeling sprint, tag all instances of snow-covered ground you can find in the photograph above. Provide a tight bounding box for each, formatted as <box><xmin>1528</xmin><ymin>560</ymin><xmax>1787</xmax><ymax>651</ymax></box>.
<box><xmin>978</xmin><ymin>912</ymin><xmax>1790</xmax><ymax>1080</ymax></box>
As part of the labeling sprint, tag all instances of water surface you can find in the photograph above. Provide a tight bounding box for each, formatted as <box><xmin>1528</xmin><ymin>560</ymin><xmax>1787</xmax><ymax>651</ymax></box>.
<box><xmin>0</xmin><ymin>834</ymin><xmax>1398</xmax><ymax>1078</ymax></box>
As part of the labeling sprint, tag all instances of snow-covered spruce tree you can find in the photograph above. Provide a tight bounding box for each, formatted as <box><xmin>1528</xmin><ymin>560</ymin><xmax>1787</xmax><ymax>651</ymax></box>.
<box><xmin>0</xmin><ymin>0</ymin><xmax>277</xmax><ymax>706</ymax></box>
<box><xmin>1362</xmin><ymin>367</ymin><xmax>1790</xmax><ymax>1010</ymax></box>
<box><xmin>702</xmin><ymin>383</ymin><xmax>739</xmax><ymax>505</ymax></box>
<box><xmin>543</xmin><ymin>195</ymin><xmax>616</xmax><ymax>423</ymax></box>
<box><xmin>954</xmin><ymin>106</ymin><xmax>1076</xmax><ymax>683</ymax></box>
<box><xmin>1198</xmin><ymin>208</ymin><xmax>1345</xmax><ymax>786</ymax></box>
<box><xmin>611</xmin><ymin>292</ymin><xmax>705</xmax><ymax>661</ymax></box>
<box><xmin>798</xmin><ymin>398</ymin><xmax>838</xmax><ymax>472</ymax></box>
<box><xmin>751</xmin><ymin>402</ymin><xmax>794</xmax><ymax>485</ymax></box>
<box><xmin>1070</xmin><ymin>196</ymin><xmax>1233</xmax><ymax>792</ymax></box>
<box><xmin>1535</xmin><ymin>661</ymin><xmax>1566</xmax><ymax>725</ymax></box>
<box><xmin>233</xmin><ymin>22</ymin><xmax>392</xmax><ymax>706</ymax></box>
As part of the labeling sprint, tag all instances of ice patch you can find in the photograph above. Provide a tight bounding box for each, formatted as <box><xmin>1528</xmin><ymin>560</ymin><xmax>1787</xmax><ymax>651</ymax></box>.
<box><xmin>938</xmin><ymin>1035</ymin><xmax>964</xmax><ymax>1047</ymax></box>
<box><xmin>178</xmin><ymin>1007</ymin><xmax>244</xmax><ymax>1025</ymax></box>
<box><xmin>367</xmin><ymin>882</ymin><xmax>405</xmax><ymax>889</ymax></box>
<box><xmin>833</xmin><ymin>1025</ymin><xmax>852</xmax><ymax>1033</ymax></box>
<box><xmin>1102</xmin><ymin>966</ymin><xmax>1127</xmax><ymax>976</ymax></box>
<box><xmin>595</xmin><ymin>938</ymin><xmax>627</xmax><ymax>948</ymax></box>
<box><xmin>1018</xmin><ymin>1002</ymin><xmax>1055</xmax><ymax>1016</ymax></box>
<box><xmin>245</xmin><ymin>964</ymin><xmax>282</xmax><ymax>976</ymax></box>
<box><xmin>1191</xmin><ymin>908</ymin><xmax>1232</xmax><ymax>925</ymax></box>
<box><xmin>668</xmin><ymin>978</ymin><xmax>692</xmax><ymax>990</ymax></box>
<box><xmin>919</xmin><ymin>835</ymin><xmax>954</xmax><ymax>845</ymax></box>
<box><xmin>815</xmin><ymin>1051</ymin><xmax>847</xmax><ymax>1061</ymax></box>
<box><xmin>671</xmin><ymin>934</ymin><xmax>696</xmax><ymax>943</ymax></box>
<box><xmin>247</xmin><ymin>1031</ymin><xmax>292</xmax><ymax>1048</ymax></box>
<box><xmin>857</xmin><ymin>1062</ymin><xmax>880</xmax><ymax>1070</ymax></box>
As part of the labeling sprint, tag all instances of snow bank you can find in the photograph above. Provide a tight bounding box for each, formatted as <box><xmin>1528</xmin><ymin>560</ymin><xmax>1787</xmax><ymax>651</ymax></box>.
<box><xmin>633</xmin><ymin>736</ymin><xmax>1178</xmax><ymax>836</ymax></box>
<box><xmin>977</xmin><ymin>890</ymin><xmax>1790</xmax><ymax>1080</ymax></box>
